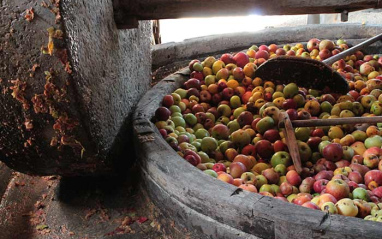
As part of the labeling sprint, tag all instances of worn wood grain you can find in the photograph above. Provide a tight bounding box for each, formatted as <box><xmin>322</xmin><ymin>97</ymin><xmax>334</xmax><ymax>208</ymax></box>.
<box><xmin>115</xmin><ymin>0</ymin><xmax>382</xmax><ymax>28</ymax></box>
<box><xmin>279</xmin><ymin>112</ymin><xmax>302</xmax><ymax>174</ymax></box>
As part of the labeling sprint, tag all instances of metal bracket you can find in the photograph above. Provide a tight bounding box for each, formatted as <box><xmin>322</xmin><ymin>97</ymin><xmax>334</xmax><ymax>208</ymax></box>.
<box><xmin>341</xmin><ymin>10</ymin><xmax>349</xmax><ymax>22</ymax></box>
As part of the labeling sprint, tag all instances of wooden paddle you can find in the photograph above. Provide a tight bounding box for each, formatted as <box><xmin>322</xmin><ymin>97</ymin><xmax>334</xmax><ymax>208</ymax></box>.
<box><xmin>255</xmin><ymin>33</ymin><xmax>382</xmax><ymax>95</ymax></box>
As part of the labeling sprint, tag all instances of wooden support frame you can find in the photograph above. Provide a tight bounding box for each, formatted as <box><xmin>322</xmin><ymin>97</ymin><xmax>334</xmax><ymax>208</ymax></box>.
<box><xmin>114</xmin><ymin>0</ymin><xmax>382</xmax><ymax>28</ymax></box>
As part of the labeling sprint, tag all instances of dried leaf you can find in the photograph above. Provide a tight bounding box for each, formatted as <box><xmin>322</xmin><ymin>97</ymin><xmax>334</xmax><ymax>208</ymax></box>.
<box><xmin>25</xmin><ymin>8</ymin><xmax>35</xmax><ymax>22</ymax></box>
<box><xmin>36</xmin><ymin>224</ymin><xmax>49</xmax><ymax>230</ymax></box>
<box><xmin>85</xmin><ymin>209</ymin><xmax>96</xmax><ymax>220</ymax></box>
<box><xmin>65</xmin><ymin>62</ymin><xmax>72</xmax><ymax>74</ymax></box>
<box><xmin>137</xmin><ymin>217</ymin><xmax>148</xmax><ymax>224</ymax></box>
<box><xmin>48</xmin><ymin>40</ymin><xmax>54</xmax><ymax>55</ymax></box>
<box><xmin>47</xmin><ymin>27</ymin><xmax>55</xmax><ymax>37</ymax></box>
<box><xmin>41</xmin><ymin>1</ymin><xmax>49</xmax><ymax>8</ymax></box>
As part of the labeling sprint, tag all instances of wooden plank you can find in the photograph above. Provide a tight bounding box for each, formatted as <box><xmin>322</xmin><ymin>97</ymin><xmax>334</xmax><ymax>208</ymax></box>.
<box><xmin>278</xmin><ymin>112</ymin><xmax>302</xmax><ymax>174</ymax></box>
<box><xmin>114</xmin><ymin>0</ymin><xmax>382</xmax><ymax>28</ymax></box>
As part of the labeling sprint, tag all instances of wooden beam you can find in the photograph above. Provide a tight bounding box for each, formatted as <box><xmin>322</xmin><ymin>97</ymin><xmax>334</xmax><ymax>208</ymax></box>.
<box><xmin>114</xmin><ymin>0</ymin><xmax>382</xmax><ymax>28</ymax></box>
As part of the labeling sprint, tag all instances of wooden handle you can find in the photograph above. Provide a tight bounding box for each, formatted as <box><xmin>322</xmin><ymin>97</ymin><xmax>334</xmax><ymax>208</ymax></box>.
<box><xmin>278</xmin><ymin>112</ymin><xmax>302</xmax><ymax>174</ymax></box>
<box><xmin>278</xmin><ymin>116</ymin><xmax>382</xmax><ymax>128</ymax></box>
<box><xmin>323</xmin><ymin>32</ymin><xmax>382</xmax><ymax>65</ymax></box>
<box><xmin>114</xmin><ymin>0</ymin><xmax>382</xmax><ymax>28</ymax></box>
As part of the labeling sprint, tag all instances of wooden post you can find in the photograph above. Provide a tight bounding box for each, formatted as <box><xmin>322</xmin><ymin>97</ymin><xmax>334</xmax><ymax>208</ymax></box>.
<box><xmin>114</xmin><ymin>0</ymin><xmax>382</xmax><ymax>28</ymax></box>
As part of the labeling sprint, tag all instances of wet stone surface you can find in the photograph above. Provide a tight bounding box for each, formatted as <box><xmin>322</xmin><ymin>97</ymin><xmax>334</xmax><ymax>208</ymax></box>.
<box><xmin>0</xmin><ymin>163</ymin><xmax>189</xmax><ymax>239</ymax></box>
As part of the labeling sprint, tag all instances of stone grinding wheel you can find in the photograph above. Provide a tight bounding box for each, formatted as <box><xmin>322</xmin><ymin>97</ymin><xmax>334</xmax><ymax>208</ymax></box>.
<box><xmin>0</xmin><ymin>0</ymin><xmax>152</xmax><ymax>176</ymax></box>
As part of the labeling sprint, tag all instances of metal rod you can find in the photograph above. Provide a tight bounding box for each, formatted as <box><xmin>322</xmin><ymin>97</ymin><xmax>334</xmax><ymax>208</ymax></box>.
<box><xmin>278</xmin><ymin>116</ymin><xmax>382</xmax><ymax>128</ymax></box>
<box><xmin>323</xmin><ymin>32</ymin><xmax>382</xmax><ymax>65</ymax></box>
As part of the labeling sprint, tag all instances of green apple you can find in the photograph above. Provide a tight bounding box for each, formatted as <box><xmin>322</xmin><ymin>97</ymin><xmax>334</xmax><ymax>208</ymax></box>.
<box><xmin>195</xmin><ymin>128</ymin><xmax>210</xmax><ymax>139</ymax></box>
<box><xmin>205</xmin><ymin>75</ymin><xmax>216</xmax><ymax>86</ymax></box>
<box><xmin>171</xmin><ymin>93</ymin><xmax>181</xmax><ymax>105</ymax></box>
<box><xmin>342</xmin><ymin>146</ymin><xmax>354</xmax><ymax>160</ymax></box>
<box><xmin>233</xmin><ymin>107</ymin><xmax>246</xmax><ymax>118</ymax></box>
<box><xmin>271</xmin><ymin>151</ymin><xmax>291</xmax><ymax>167</ymax></box>
<box><xmin>171</xmin><ymin>112</ymin><xmax>182</xmax><ymax>118</ymax></box>
<box><xmin>256</xmin><ymin>116</ymin><xmax>275</xmax><ymax>134</ymax></box>
<box><xmin>274</xmin><ymin>164</ymin><xmax>287</xmax><ymax>176</ymax></box>
<box><xmin>365</xmin><ymin>135</ymin><xmax>382</xmax><ymax>148</ymax></box>
<box><xmin>193</xmin><ymin>123</ymin><xmax>204</xmax><ymax>132</ymax></box>
<box><xmin>295</xmin><ymin>127</ymin><xmax>311</xmax><ymax>142</ymax></box>
<box><xmin>352</xmin><ymin>187</ymin><xmax>370</xmax><ymax>201</ymax></box>
<box><xmin>198</xmin><ymin>151</ymin><xmax>210</xmax><ymax>163</ymax></box>
<box><xmin>255</xmin><ymin>175</ymin><xmax>268</xmax><ymax>189</ymax></box>
<box><xmin>227</xmin><ymin>120</ymin><xmax>240</xmax><ymax>134</ymax></box>
<box><xmin>352</xmin><ymin>102</ymin><xmax>364</xmax><ymax>116</ymax></box>
<box><xmin>217</xmin><ymin>104</ymin><xmax>232</xmax><ymax>117</ymax></box>
<box><xmin>201</xmin><ymin>137</ymin><xmax>218</xmax><ymax>153</ymax></box>
<box><xmin>320</xmin><ymin>101</ymin><xmax>333</xmax><ymax>113</ymax></box>
<box><xmin>204</xmin><ymin>169</ymin><xmax>218</xmax><ymax>178</ymax></box>
<box><xmin>352</xmin><ymin>130</ymin><xmax>367</xmax><ymax>142</ymax></box>
<box><xmin>230</xmin><ymin>95</ymin><xmax>242</xmax><ymax>109</ymax></box>
<box><xmin>174</xmin><ymin>88</ymin><xmax>188</xmax><ymax>99</ymax></box>
<box><xmin>297</xmin><ymin>141</ymin><xmax>312</xmax><ymax>162</ymax></box>
<box><xmin>283</xmin><ymin>83</ymin><xmax>299</xmax><ymax>98</ymax></box>
<box><xmin>230</xmin><ymin>129</ymin><xmax>251</xmax><ymax>148</ymax></box>
<box><xmin>370</xmin><ymin>101</ymin><xmax>382</xmax><ymax>115</ymax></box>
<box><xmin>172</xmin><ymin>116</ymin><xmax>186</xmax><ymax>128</ymax></box>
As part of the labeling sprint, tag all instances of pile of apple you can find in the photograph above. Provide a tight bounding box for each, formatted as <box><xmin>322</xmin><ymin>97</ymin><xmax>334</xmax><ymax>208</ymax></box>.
<box><xmin>154</xmin><ymin>38</ymin><xmax>382</xmax><ymax>221</ymax></box>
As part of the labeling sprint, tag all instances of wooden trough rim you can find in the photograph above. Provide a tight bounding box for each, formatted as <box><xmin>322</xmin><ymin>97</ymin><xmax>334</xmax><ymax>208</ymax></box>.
<box><xmin>133</xmin><ymin>66</ymin><xmax>382</xmax><ymax>239</ymax></box>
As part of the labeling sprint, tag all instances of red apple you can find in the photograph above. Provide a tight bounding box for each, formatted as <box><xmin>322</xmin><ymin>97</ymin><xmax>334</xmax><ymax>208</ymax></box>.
<box><xmin>349</xmin><ymin>163</ymin><xmax>369</xmax><ymax>177</ymax></box>
<box><xmin>239</xmin><ymin>183</ymin><xmax>258</xmax><ymax>193</ymax></box>
<box><xmin>313</xmin><ymin>179</ymin><xmax>329</xmax><ymax>193</ymax></box>
<box><xmin>314</xmin><ymin>170</ymin><xmax>334</xmax><ymax>181</ymax></box>
<box><xmin>307</xmin><ymin>38</ymin><xmax>320</xmax><ymax>52</ymax></box>
<box><xmin>217</xmin><ymin>173</ymin><xmax>234</xmax><ymax>184</ymax></box>
<box><xmin>322</xmin><ymin>143</ymin><xmax>343</xmax><ymax>162</ymax></box>
<box><xmin>275</xmin><ymin>48</ymin><xmax>286</xmax><ymax>56</ymax></box>
<box><xmin>302</xmin><ymin>202</ymin><xmax>320</xmax><ymax>210</ymax></box>
<box><xmin>335</xmin><ymin>160</ymin><xmax>350</xmax><ymax>169</ymax></box>
<box><xmin>184</xmin><ymin>78</ymin><xmax>201</xmax><ymax>90</ymax></box>
<box><xmin>212</xmin><ymin>163</ymin><xmax>226</xmax><ymax>173</ymax></box>
<box><xmin>293</xmin><ymin>195</ymin><xmax>311</xmax><ymax>206</ymax></box>
<box><xmin>319</xmin><ymin>49</ymin><xmax>331</xmax><ymax>60</ymax></box>
<box><xmin>229</xmin><ymin>162</ymin><xmax>247</xmax><ymax>178</ymax></box>
<box><xmin>286</xmin><ymin>170</ymin><xmax>302</xmax><ymax>186</ymax></box>
<box><xmin>190</xmin><ymin>70</ymin><xmax>204</xmax><ymax>81</ymax></box>
<box><xmin>255</xmin><ymin>50</ymin><xmax>269</xmax><ymax>60</ymax></box>
<box><xmin>258</xmin><ymin>45</ymin><xmax>269</xmax><ymax>52</ymax></box>
<box><xmin>282</xmin><ymin>99</ymin><xmax>298</xmax><ymax>110</ymax></box>
<box><xmin>348</xmin><ymin>171</ymin><xmax>363</xmax><ymax>184</ymax></box>
<box><xmin>280</xmin><ymin>182</ymin><xmax>293</xmax><ymax>196</ymax></box>
<box><xmin>262</xmin><ymin>168</ymin><xmax>280</xmax><ymax>184</ymax></box>
<box><xmin>241</xmin><ymin>144</ymin><xmax>257</xmax><ymax>157</ymax></box>
<box><xmin>233</xmin><ymin>52</ymin><xmax>249</xmax><ymax>68</ymax></box>
<box><xmin>326</xmin><ymin>179</ymin><xmax>350</xmax><ymax>201</ymax></box>
<box><xmin>372</xmin><ymin>186</ymin><xmax>382</xmax><ymax>198</ymax></box>
<box><xmin>263</xmin><ymin>129</ymin><xmax>281</xmax><ymax>143</ymax></box>
<box><xmin>286</xmin><ymin>108</ymin><xmax>298</xmax><ymax>121</ymax></box>
<box><xmin>274</xmin><ymin>140</ymin><xmax>288</xmax><ymax>152</ymax></box>
<box><xmin>255</xmin><ymin>140</ymin><xmax>274</xmax><ymax>159</ymax></box>
<box><xmin>364</xmin><ymin>170</ymin><xmax>382</xmax><ymax>188</ymax></box>
<box><xmin>220</xmin><ymin>53</ymin><xmax>235</xmax><ymax>65</ymax></box>
<box><xmin>311</xmin><ymin>128</ymin><xmax>325</xmax><ymax>138</ymax></box>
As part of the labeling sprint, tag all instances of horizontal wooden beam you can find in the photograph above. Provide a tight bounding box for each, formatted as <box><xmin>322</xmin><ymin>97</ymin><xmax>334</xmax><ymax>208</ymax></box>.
<box><xmin>113</xmin><ymin>0</ymin><xmax>382</xmax><ymax>28</ymax></box>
